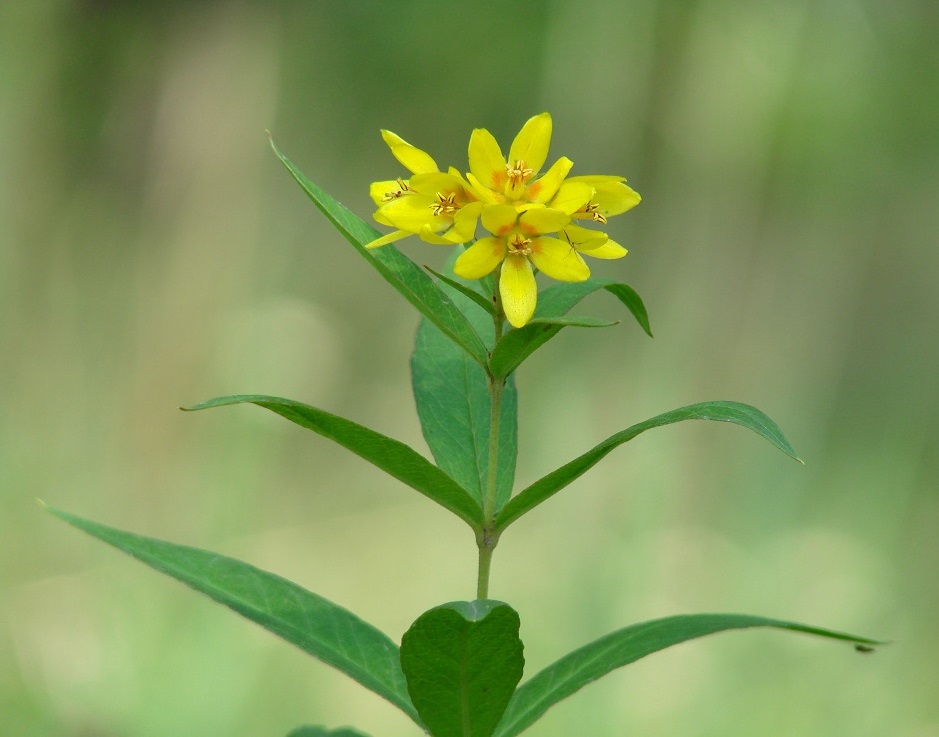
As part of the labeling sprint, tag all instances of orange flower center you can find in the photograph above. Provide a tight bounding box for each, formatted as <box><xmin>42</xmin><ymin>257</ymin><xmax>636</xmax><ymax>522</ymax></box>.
<box><xmin>508</xmin><ymin>233</ymin><xmax>533</xmax><ymax>257</ymax></box>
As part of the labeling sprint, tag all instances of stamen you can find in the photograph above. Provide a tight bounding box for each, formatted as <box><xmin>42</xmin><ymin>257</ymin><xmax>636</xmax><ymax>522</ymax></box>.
<box><xmin>381</xmin><ymin>177</ymin><xmax>411</xmax><ymax>201</ymax></box>
<box><xmin>506</xmin><ymin>159</ymin><xmax>535</xmax><ymax>188</ymax></box>
<box><xmin>508</xmin><ymin>233</ymin><xmax>533</xmax><ymax>257</ymax></box>
<box><xmin>583</xmin><ymin>202</ymin><xmax>607</xmax><ymax>224</ymax></box>
<box><xmin>431</xmin><ymin>192</ymin><xmax>459</xmax><ymax>217</ymax></box>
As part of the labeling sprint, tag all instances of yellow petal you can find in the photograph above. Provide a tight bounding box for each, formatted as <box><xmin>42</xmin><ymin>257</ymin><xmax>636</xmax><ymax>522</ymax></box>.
<box><xmin>468</xmin><ymin>128</ymin><xmax>507</xmax><ymax>191</ymax></box>
<box><xmin>466</xmin><ymin>172</ymin><xmax>503</xmax><ymax>204</ymax></box>
<box><xmin>508</xmin><ymin>112</ymin><xmax>552</xmax><ymax>174</ymax></box>
<box><xmin>419</xmin><ymin>225</ymin><xmax>460</xmax><ymax>245</ymax></box>
<box><xmin>527</xmin><ymin>157</ymin><xmax>573</xmax><ymax>203</ymax></box>
<box><xmin>370</xmin><ymin>179</ymin><xmax>405</xmax><ymax>207</ymax></box>
<box><xmin>365</xmin><ymin>229</ymin><xmax>411</xmax><ymax>249</ymax></box>
<box><xmin>481</xmin><ymin>203</ymin><xmax>519</xmax><ymax>236</ymax></box>
<box><xmin>530</xmin><ymin>237</ymin><xmax>590</xmax><ymax>281</ymax></box>
<box><xmin>567</xmin><ymin>176</ymin><xmax>641</xmax><ymax>217</ymax></box>
<box><xmin>500</xmin><ymin>255</ymin><xmax>537</xmax><ymax>328</ymax></box>
<box><xmin>551</xmin><ymin>181</ymin><xmax>595</xmax><ymax>215</ymax></box>
<box><xmin>448</xmin><ymin>202</ymin><xmax>483</xmax><ymax>242</ymax></box>
<box><xmin>409</xmin><ymin>171</ymin><xmax>463</xmax><ymax>197</ymax></box>
<box><xmin>373</xmin><ymin>208</ymin><xmax>393</xmax><ymax>227</ymax></box>
<box><xmin>380</xmin><ymin>194</ymin><xmax>442</xmax><ymax>232</ymax></box>
<box><xmin>519</xmin><ymin>207</ymin><xmax>570</xmax><ymax>235</ymax></box>
<box><xmin>562</xmin><ymin>223</ymin><xmax>608</xmax><ymax>250</ymax></box>
<box><xmin>381</xmin><ymin>130</ymin><xmax>438</xmax><ymax>174</ymax></box>
<box><xmin>578</xmin><ymin>235</ymin><xmax>628</xmax><ymax>260</ymax></box>
<box><xmin>454</xmin><ymin>237</ymin><xmax>506</xmax><ymax>279</ymax></box>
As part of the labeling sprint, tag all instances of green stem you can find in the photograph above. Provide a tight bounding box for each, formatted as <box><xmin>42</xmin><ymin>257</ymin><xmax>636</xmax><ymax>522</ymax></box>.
<box><xmin>477</xmin><ymin>280</ymin><xmax>505</xmax><ymax>600</ymax></box>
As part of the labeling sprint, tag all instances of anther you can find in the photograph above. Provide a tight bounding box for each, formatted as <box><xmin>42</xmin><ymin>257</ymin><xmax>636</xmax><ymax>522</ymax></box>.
<box><xmin>381</xmin><ymin>177</ymin><xmax>411</xmax><ymax>201</ymax></box>
<box><xmin>506</xmin><ymin>159</ymin><xmax>534</xmax><ymax>188</ymax></box>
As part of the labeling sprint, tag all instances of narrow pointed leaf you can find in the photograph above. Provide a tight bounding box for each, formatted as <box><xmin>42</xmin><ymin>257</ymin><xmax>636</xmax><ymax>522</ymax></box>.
<box><xmin>488</xmin><ymin>316</ymin><xmax>618</xmax><ymax>379</ymax></box>
<box><xmin>401</xmin><ymin>600</ymin><xmax>525</xmax><ymax>737</ymax></box>
<box><xmin>48</xmin><ymin>507</ymin><xmax>421</xmax><ymax>726</ymax></box>
<box><xmin>287</xmin><ymin>728</ymin><xmax>372</xmax><ymax>737</ymax></box>
<box><xmin>412</xmin><ymin>260</ymin><xmax>518</xmax><ymax>510</ymax></box>
<box><xmin>494</xmin><ymin>613</ymin><xmax>881</xmax><ymax>737</ymax></box>
<box><xmin>184</xmin><ymin>395</ymin><xmax>482</xmax><ymax>528</ymax></box>
<box><xmin>496</xmin><ymin>401</ymin><xmax>800</xmax><ymax>531</ymax></box>
<box><xmin>270</xmin><ymin>137</ymin><xmax>489</xmax><ymax>367</ymax></box>
<box><xmin>534</xmin><ymin>277</ymin><xmax>652</xmax><ymax>336</ymax></box>
<box><xmin>425</xmin><ymin>266</ymin><xmax>498</xmax><ymax>316</ymax></box>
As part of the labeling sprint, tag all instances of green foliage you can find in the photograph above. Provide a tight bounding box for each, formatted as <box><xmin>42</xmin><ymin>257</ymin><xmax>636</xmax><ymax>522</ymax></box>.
<box><xmin>488</xmin><ymin>316</ymin><xmax>618</xmax><ymax>379</ymax></box>
<box><xmin>47</xmin><ymin>506</ymin><xmax>422</xmax><ymax>726</ymax></box>
<box><xmin>495</xmin><ymin>400</ymin><xmax>802</xmax><ymax>531</ymax></box>
<box><xmin>493</xmin><ymin>613</ymin><xmax>880</xmax><ymax>737</ymax></box>
<box><xmin>534</xmin><ymin>277</ymin><xmax>653</xmax><ymax>336</ymax></box>
<box><xmin>412</xmin><ymin>262</ymin><xmax>518</xmax><ymax>511</ymax></box>
<box><xmin>184</xmin><ymin>394</ymin><xmax>483</xmax><ymax>529</ymax></box>
<box><xmin>47</xmin><ymin>152</ymin><xmax>880</xmax><ymax>737</ymax></box>
<box><xmin>270</xmin><ymin>137</ymin><xmax>490</xmax><ymax>368</ymax></box>
<box><xmin>401</xmin><ymin>601</ymin><xmax>524</xmax><ymax>737</ymax></box>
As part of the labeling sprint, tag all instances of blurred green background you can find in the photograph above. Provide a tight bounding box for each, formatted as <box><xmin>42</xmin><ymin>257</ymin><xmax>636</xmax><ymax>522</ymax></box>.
<box><xmin>2</xmin><ymin>1</ymin><xmax>937</xmax><ymax>735</ymax></box>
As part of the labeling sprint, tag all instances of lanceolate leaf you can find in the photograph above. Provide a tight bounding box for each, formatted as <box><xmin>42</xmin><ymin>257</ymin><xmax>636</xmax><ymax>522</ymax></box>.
<box><xmin>534</xmin><ymin>277</ymin><xmax>652</xmax><ymax>337</ymax></box>
<box><xmin>495</xmin><ymin>401</ymin><xmax>800</xmax><ymax>531</ymax></box>
<box><xmin>48</xmin><ymin>507</ymin><xmax>422</xmax><ymax>727</ymax></box>
<box><xmin>401</xmin><ymin>601</ymin><xmax>525</xmax><ymax>737</ymax></box>
<box><xmin>488</xmin><ymin>316</ymin><xmax>618</xmax><ymax>379</ymax></box>
<box><xmin>425</xmin><ymin>266</ymin><xmax>498</xmax><ymax>316</ymax></box>
<box><xmin>412</xmin><ymin>262</ymin><xmax>518</xmax><ymax>510</ymax></box>
<box><xmin>270</xmin><ymin>137</ymin><xmax>489</xmax><ymax>368</ymax></box>
<box><xmin>184</xmin><ymin>395</ymin><xmax>483</xmax><ymax>529</ymax></box>
<box><xmin>493</xmin><ymin>613</ymin><xmax>880</xmax><ymax>737</ymax></box>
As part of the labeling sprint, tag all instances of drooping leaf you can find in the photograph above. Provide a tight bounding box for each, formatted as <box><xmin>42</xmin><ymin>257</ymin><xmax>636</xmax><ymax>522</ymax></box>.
<box><xmin>48</xmin><ymin>507</ymin><xmax>422</xmax><ymax>727</ymax></box>
<box><xmin>184</xmin><ymin>395</ymin><xmax>482</xmax><ymax>529</ymax></box>
<box><xmin>488</xmin><ymin>316</ymin><xmax>618</xmax><ymax>379</ymax></box>
<box><xmin>401</xmin><ymin>600</ymin><xmax>525</xmax><ymax>737</ymax></box>
<box><xmin>286</xmin><ymin>727</ymin><xmax>372</xmax><ymax>737</ymax></box>
<box><xmin>495</xmin><ymin>401</ymin><xmax>801</xmax><ymax>531</ymax></box>
<box><xmin>534</xmin><ymin>277</ymin><xmax>652</xmax><ymax>337</ymax></box>
<box><xmin>412</xmin><ymin>262</ymin><xmax>518</xmax><ymax>511</ymax></box>
<box><xmin>493</xmin><ymin>613</ymin><xmax>881</xmax><ymax>737</ymax></box>
<box><xmin>270</xmin><ymin>137</ymin><xmax>489</xmax><ymax>367</ymax></box>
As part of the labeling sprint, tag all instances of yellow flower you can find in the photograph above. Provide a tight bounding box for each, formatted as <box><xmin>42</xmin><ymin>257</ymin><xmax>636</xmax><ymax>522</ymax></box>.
<box><xmin>554</xmin><ymin>175</ymin><xmax>641</xmax><ymax>224</ymax></box>
<box><xmin>454</xmin><ymin>205</ymin><xmax>590</xmax><ymax>328</ymax></box>
<box><xmin>466</xmin><ymin>112</ymin><xmax>586</xmax><ymax>209</ymax></box>
<box><xmin>368</xmin><ymin>131</ymin><xmax>482</xmax><ymax>248</ymax></box>
<box><xmin>365</xmin><ymin>113</ymin><xmax>641</xmax><ymax>327</ymax></box>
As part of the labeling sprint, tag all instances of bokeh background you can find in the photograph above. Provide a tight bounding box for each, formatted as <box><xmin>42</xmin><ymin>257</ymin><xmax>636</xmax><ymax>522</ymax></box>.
<box><xmin>2</xmin><ymin>1</ymin><xmax>937</xmax><ymax>735</ymax></box>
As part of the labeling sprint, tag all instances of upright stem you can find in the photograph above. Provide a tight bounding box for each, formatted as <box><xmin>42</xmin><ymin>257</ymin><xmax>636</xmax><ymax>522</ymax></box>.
<box><xmin>477</xmin><ymin>283</ymin><xmax>505</xmax><ymax>600</ymax></box>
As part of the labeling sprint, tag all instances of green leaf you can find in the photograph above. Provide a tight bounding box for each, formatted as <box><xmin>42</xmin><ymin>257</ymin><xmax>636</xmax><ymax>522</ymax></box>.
<box><xmin>493</xmin><ymin>613</ymin><xmax>881</xmax><ymax>737</ymax></box>
<box><xmin>269</xmin><ymin>137</ymin><xmax>489</xmax><ymax>367</ymax></box>
<box><xmin>401</xmin><ymin>600</ymin><xmax>525</xmax><ymax>737</ymax></box>
<box><xmin>425</xmin><ymin>266</ymin><xmax>498</xmax><ymax>316</ymax></box>
<box><xmin>184</xmin><ymin>395</ymin><xmax>483</xmax><ymax>529</ymax></box>
<box><xmin>412</xmin><ymin>261</ymin><xmax>518</xmax><ymax>511</ymax></box>
<box><xmin>47</xmin><ymin>506</ymin><xmax>422</xmax><ymax>727</ymax></box>
<box><xmin>534</xmin><ymin>277</ymin><xmax>653</xmax><ymax>337</ymax></box>
<box><xmin>495</xmin><ymin>401</ymin><xmax>801</xmax><ymax>531</ymax></box>
<box><xmin>488</xmin><ymin>316</ymin><xmax>618</xmax><ymax>379</ymax></box>
<box><xmin>286</xmin><ymin>728</ymin><xmax>372</xmax><ymax>737</ymax></box>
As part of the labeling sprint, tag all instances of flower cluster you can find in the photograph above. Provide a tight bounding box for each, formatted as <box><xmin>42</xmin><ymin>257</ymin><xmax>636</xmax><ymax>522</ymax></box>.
<box><xmin>368</xmin><ymin>113</ymin><xmax>640</xmax><ymax>327</ymax></box>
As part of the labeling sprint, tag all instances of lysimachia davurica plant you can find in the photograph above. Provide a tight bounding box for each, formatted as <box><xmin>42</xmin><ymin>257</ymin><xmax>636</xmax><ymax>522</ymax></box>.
<box><xmin>49</xmin><ymin>113</ymin><xmax>879</xmax><ymax>737</ymax></box>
